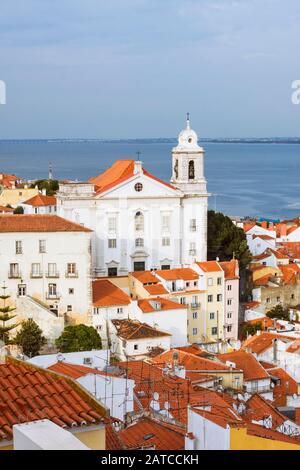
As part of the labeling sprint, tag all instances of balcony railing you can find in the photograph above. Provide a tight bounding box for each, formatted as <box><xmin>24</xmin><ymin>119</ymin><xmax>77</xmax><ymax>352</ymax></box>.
<box><xmin>190</xmin><ymin>302</ymin><xmax>201</xmax><ymax>309</ymax></box>
<box><xmin>8</xmin><ymin>270</ymin><xmax>21</xmax><ymax>279</ymax></box>
<box><xmin>46</xmin><ymin>271</ymin><xmax>60</xmax><ymax>278</ymax></box>
<box><xmin>30</xmin><ymin>271</ymin><xmax>43</xmax><ymax>279</ymax></box>
<box><xmin>46</xmin><ymin>291</ymin><xmax>61</xmax><ymax>300</ymax></box>
<box><xmin>244</xmin><ymin>384</ymin><xmax>271</xmax><ymax>394</ymax></box>
<box><xmin>65</xmin><ymin>271</ymin><xmax>78</xmax><ymax>278</ymax></box>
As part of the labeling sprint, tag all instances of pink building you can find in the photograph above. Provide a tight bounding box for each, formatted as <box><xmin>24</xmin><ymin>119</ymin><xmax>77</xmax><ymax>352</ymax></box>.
<box><xmin>220</xmin><ymin>259</ymin><xmax>240</xmax><ymax>341</ymax></box>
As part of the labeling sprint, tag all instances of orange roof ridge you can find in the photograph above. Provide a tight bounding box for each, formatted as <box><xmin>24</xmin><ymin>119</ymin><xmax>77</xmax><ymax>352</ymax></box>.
<box><xmin>23</xmin><ymin>193</ymin><xmax>57</xmax><ymax>207</ymax></box>
<box><xmin>0</xmin><ymin>214</ymin><xmax>92</xmax><ymax>232</ymax></box>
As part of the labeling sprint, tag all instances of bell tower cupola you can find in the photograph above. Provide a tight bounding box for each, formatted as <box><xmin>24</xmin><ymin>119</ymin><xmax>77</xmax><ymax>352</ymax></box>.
<box><xmin>171</xmin><ymin>114</ymin><xmax>207</xmax><ymax>194</ymax></box>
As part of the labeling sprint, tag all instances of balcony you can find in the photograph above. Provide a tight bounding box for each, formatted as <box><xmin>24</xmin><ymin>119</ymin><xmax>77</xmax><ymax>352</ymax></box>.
<box><xmin>243</xmin><ymin>384</ymin><xmax>272</xmax><ymax>394</ymax></box>
<box><xmin>190</xmin><ymin>302</ymin><xmax>201</xmax><ymax>309</ymax></box>
<box><xmin>30</xmin><ymin>271</ymin><xmax>43</xmax><ymax>279</ymax></box>
<box><xmin>46</xmin><ymin>271</ymin><xmax>60</xmax><ymax>278</ymax></box>
<box><xmin>8</xmin><ymin>270</ymin><xmax>22</xmax><ymax>279</ymax></box>
<box><xmin>65</xmin><ymin>271</ymin><xmax>79</xmax><ymax>278</ymax></box>
<box><xmin>46</xmin><ymin>291</ymin><xmax>61</xmax><ymax>300</ymax></box>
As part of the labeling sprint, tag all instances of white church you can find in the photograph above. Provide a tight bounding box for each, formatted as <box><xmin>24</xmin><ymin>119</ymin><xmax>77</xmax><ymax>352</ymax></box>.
<box><xmin>57</xmin><ymin>117</ymin><xmax>209</xmax><ymax>276</ymax></box>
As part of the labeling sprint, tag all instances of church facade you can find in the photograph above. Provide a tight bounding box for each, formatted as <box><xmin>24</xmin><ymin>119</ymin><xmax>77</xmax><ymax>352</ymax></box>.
<box><xmin>57</xmin><ymin>118</ymin><xmax>209</xmax><ymax>276</ymax></box>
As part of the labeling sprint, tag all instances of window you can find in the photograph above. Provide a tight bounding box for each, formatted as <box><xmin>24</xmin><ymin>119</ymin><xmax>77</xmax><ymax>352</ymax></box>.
<box><xmin>31</xmin><ymin>263</ymin><xmax>42</xmax><ymax>277</ymax></box>
<box><xmin>211</xmin><ymin>327</ymin><xmax>218</xmax><ymax>335</ymax></box>
<box><xmin>108</xmin><ymin>217</ymin><xmax>117</xmax><ymax>232</ymax></box>
<box><xmin>192</xmin><ymin>328</ymin><xmax>198</xmax><ymax>335</ymax></box>
<box><xmin>161</xmin><ymin>214</ymin><xmax>170</xmax><ymax>232</ymax></box>
<box><xmin>48</xmin><ymin>283</ymin><xmax>57</xmax><ymax>296</ymax></box>
<box><xmin>162</xmin><ymin>237</ymin><xmax>170</xmax><ymax>247</ymax></box>
<box><xmin>277</xmin><ymin>297</ymin><xmax>281</xmax><ymax>302</ymax></box>
<box><xmin>108</xmin><ymin>267</ymin><xmax>118</xmax><ymax>277</ymax></box>
<box><xmin>135</xmin><ymin>211</ymin><xmax>144</xmax><ymax>231</ymax></box>
<box><xmin>39</xmin><ymin>240</ymin><xmax>46</xmax><ymax>253</ymax></box>
<box><xmin>190</xmin><ymin>219</ymin><xmax>197</xmax><ymax>232</ymax></box>
<box><xmin>47</xmin><ymin>263</ymin><xmax>58</xmax><ymax>277</ymax></box>
<box><xmin>67</xmin><ymin>305</ymin><xmax>72</xmax><ymax>312</ymax></box>
<box><xmin>208</xmin><ymin>278</ymin><xmax>213</xmax><ymax>286</ymax></box>
<box><xmin>208</xmin><ymin>295</ymin><xmax>213</xmax><ymax>303</ymax></box>
<box><xmin>186</xmin><ymin>282</ymin><xmax>190</xmax><ymax>287</ymax></box>
<box><xmin>266</xmin><ymin>298</ymin><xmax>270</xmax><ymax>303</ymax></box>
<box><xmin>217</xmin><ymin>277</ymin><xmax>222</xmax><ymax>285</ymax></box>
<box><xmin>217</xmin><ymin>294</ymin><xmax>222</xmax><ymax>302</ymax></box>
<box><xmin>193</xmin><ymin>281</ymin><xmax>197</xmax><ymax>287</ymax></box>
<box><xmin>117</xmin><ymin>307</ymin><xmax>123</xmax><ymax>314</ymax></box>
<box><xmin>227</xmin><ymin>312</ymin><xmax>232</xmax><ymax>319</ymax></box>
<box><xmin>227</xmin><ymin>325</ymin><xmax>232</xmax><ymax>333</ymax></box>
<box><xmin>192</xmin><ymin>312</ymin><xmax>198</xmax><ymax>319</ymax></box>
<box><xmin>133</xmin><ymin>261</ymin><xmax>145</xmax><ymax>271</ymax></box>
<box><xmin>134</xmin><ymin>344</ymin><xmax>139</xmax><ymax>350</ymax></box>
<box><xmin>227</xmin><ymin>284</ymin><xmax>232</xmax><ymax>291</ymax></box>
<box><xmin>135</xmin><ymin>238</ymin><xmax>144</xmax><ymax>247</ymax></box>
<box><xmin>189</xmin><ymin>242</ymin><xmax>196</xmax><ymax>255</ymax></box>
<box><xmin>227</xmin><ymin>299</ymin><xmax>232</xmax><ymax>306</ymax></box>
<box><xmin>291</xmin><ymin>294</ymin><xmax>295</xmax><ymax>299</ymax></box>
<box><xmin>108</xmin><ymin>239</ymin><xmax>117</xmax><ymax>248</ymax></box>
<box><xmin>67</xmin><ymin>263</ymin><xmax>77</xmax><ymax>275</ymax></box>
<box><xmin>161</xmin><ymin>264</ymin><xmax>170</xmax><ymax>270</ymax></box>
<box><xmin>180</xmin><ymin>297</ymin><xmax>186</xmax><ymax>305</ymax></box>
<box><xmin>188</xmin><ymin>160</ymin><xmax>195</xmax><ymax>180</ymax></box>
<box><xmin>16</xmin><ymin>240</ymin><xmax>22</xmax><ymax>254</ymax></box>
<box><xmin>134</xmin><ymin>183</ymin><xmax>143</xmax><ymax>192</ymax></box>
<box><xmin>69</xmin><ymin>288</ymin><xmax>74</xmax><ymax>295</ymax></box>
<box><xmin>209</xmin><ymin>312</ymin><xmax>215</xmax><ymax>320</ymax></box>
<box><xmin>9</xmin><ymin>263</ymin><xmax>19</xmax><ymax>278</ymax></box>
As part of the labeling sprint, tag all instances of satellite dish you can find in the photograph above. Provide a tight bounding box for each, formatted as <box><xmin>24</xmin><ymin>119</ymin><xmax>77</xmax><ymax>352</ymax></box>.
<box><xmin>164</xmin><ymin>401</ymin><xmax>170</xmax><ymax>410</ymax></box>
<box><xmin>150</xmin><ymin>400</ymin><xmax>160</xmax><ymax>411</ymax></box>
<box><xmin>244</xmin><ymin>392</ymin><xmax>250</xmax><ymax>401</ymax></box>
<box><xmin>56</xmin><ymin>353</ymin><xmax>65</xmax><ymax>362</ymax></box>
<box><xmin>237</xmin><ymin>393</ymin><xmax>244</xmax><ymax>401</ymax></box>
<box><xmin>172</xmin><ymin>351</ymin><xmax>179</xmax><ymax>361</ymax></box>
<box><xmin>293</xmin><ymin>393</ymin><xmax>297</xmax><ymax>400</ymax></box>
<box><xmin>153</xmin><ymin>392</ymin><xmax>159</xmax><ymax>401</ymax></box>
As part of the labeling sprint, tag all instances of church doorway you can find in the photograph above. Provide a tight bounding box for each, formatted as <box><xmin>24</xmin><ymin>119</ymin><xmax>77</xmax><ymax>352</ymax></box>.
<box><xmin>133</xmin><ymin>261</ymin><xmax>145</xmax><ymax>271</ymax></box>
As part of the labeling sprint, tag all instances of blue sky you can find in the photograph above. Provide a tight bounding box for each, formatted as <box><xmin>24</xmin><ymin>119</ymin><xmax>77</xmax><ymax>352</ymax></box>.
<box><xmin>0</xmin><ymin>0</ymin><xmax>299</xmax><ymax>138</ymax></box>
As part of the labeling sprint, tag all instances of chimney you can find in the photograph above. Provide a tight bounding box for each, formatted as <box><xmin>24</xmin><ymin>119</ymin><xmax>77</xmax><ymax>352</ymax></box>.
<box><xmin>261</xmin><ymin>221</ymin><xmax>268</xmax><ymax>229</ymax></box>
<box><xmin>134</xmin><ymin>160</ymin><xmax>143</xmax><ymax>175</ymax></box>
<box><xmin>273</xmin><ymin>339</ymin><xmax>278</xmax><ymax>363</ymax></box>
<box><xmin>42</xmin><ymin>188</ymin><xmax>47</xmax><ymax>196</ymax></box>
<box><xmin>279</xmin><ymin>224</ymin><xmax>287</xmax><ymax>238</ymax></box>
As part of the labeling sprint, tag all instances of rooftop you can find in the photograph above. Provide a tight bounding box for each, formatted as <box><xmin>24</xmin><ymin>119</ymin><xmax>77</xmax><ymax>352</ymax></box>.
<box><xmin>92</xmin><ymin>279</ymin><xmax>131</xmax><ymax>307</ymax></box>
<box><xmin>138</xmin><ymin>297</ymin><xmax>186</xmax><ymax>313</ymax></box>
<box><xmin>0</xmin><ymin>214</ymin><xmax>92</xmax><ymax>233</ymax></box>
<box><xmin>217</xmin><ymin>350</ymin><xmax>270</xmax><ymax>381</ymax></box>
<box><xmin>111</xmin><ymin>319</ymin><xmax>171</xmax><ymax>340</ymax></box>
<box><xmin>196</xmin><ymin>261</ymin><xmax>223</xmax><ymax>273</ymax></box>
<box><xmin>156</xmin><ymin>268</ymin><xmax>199</xmax><ymax>281</ymax></box>
<box><xmin>23</xmin><ymin>193</ymin><xmax>57</xmax><ymax>207</ymax></box>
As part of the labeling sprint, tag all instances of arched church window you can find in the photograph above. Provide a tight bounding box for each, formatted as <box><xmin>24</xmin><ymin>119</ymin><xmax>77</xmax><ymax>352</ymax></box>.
<box><xmin>174</xmin><ymin>159</ymin><xmax>178</xmax><ymax>179</ymax></box>
<box><xmin>189</xmin><ymin>160</ymin><xmax>195</xmax><ymax>180</ymax></box>
<box><xmin>135</xmin><ymin>238</ymin><xmax>144</xmax><ymax>247</ymax></box>
<box><xmin>135</xmin><ymin>211</ymin><xmax>144</xmax><ymax>231</ymax></box>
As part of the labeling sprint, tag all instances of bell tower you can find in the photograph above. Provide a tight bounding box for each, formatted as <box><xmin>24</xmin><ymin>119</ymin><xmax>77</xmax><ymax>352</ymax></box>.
<box><xmin>171</xmin><ymin>114</ymin><xmax>207</xmax><ymax>194</ymax></box>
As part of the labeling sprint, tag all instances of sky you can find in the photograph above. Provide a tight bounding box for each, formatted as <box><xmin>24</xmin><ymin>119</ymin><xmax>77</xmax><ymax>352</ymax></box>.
<box><xmin>0</xmin><ymin>0</ymin><xmax>299</xmax><ymax>138</ymax></box>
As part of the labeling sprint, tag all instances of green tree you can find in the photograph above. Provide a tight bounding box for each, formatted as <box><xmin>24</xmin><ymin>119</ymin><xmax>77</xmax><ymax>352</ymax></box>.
<box><xmin>55</xmin><ymin>324</ymin><xmax>102</xmax><ymax>353</ymax></box>
<box><xmin>241</xmin><ymin>321</ymin><xmax>262</xmax><ymax>339</ymax></box>
<box><xmin>13</xmin><ymin>206</ymin><xmax>24</xmax><ymax>214</ymax></box>
<box><xmin>14</xmin><ymin>319</ymin><xmax>46</xmax><ymax>357</ymax></box>
<box><xmin>31</xmin><ymin>179</ymin><xmax>59</xmax><ymax>196</ymax></box>
<box><xmin>266</xmin><ymin>304</ymin><xmax>290</xmax><ymax>321</ymax></box>
<box><xmin>0</xmin><ymin>284</ymin><xmax>17</xmax><ymax>344</ymax></box>
<box><xmin>207</xmin><ymin>210</ymin><xmax>252</xmax><ymax>271</ymax></box>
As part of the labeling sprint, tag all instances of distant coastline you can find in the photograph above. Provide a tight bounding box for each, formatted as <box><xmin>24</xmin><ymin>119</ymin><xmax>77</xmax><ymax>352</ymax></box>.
<box><xmin>1</xmin><ymin>138</ymin><xmax>300</xmax><ymax>144</ymax></box>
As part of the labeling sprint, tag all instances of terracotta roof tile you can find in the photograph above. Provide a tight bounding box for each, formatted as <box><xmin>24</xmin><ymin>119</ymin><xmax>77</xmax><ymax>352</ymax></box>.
<box><xmin>112</xmin><ymin>319</ymin><xmax>171</xmax><ymax>340</ymax></box>
<box><xmin>218</xmin><ymin>350</ymin><xmax>270</xmax><ymax>381</ymax></box>
<box><xmin>0</xmin><ymin>358</ymin><xmax>106</xmax><ymax>441</ymax></box>
<box><xmin>0</xmin><ymin>214</ymin><xmax>91</xmax><ymax>232</ymax></box>
<box><xmin>119</xmin><ymin>417</ymin><xmax>185</xmax><ymax>450</ymax></box>
<box><xmin>23</xmin><ymin>194</ymin><xmax>57</xmax><ymax>207</ymax></box>
<box><xmin>92</xmin><ymin>279</ymin><xmax>131</xmax><ymax>307</ymax></box>
<box><xmin>219</xmin><ymin>259</ymin><xmax>239</xmax><ymax>279</ymax></box>
<box><xmin>242</xmin><ymin>332</ymin><xmax>295</xmax><ymax>355</ymax></box>
<box><xmin>138</xmin><ymin>297</ymin><xmax>186</xmax><ymax>313</ymax></box>
<box><xmin>156</xmin><ymin>268</ymin><xmax>199</xmax><ymax>281</ymax></box>
<box><xmin>130</xmin><ymin>271</ymin><xmax>159</xmax><ymax>284</ymax></box>
<box><xmin>196</xmin><ymin>261</ymin><xmax>223</xmax><ymax>272</ymax></box>
<box><xmin>151</xmin><ymin>349</ymin><xmax>236</xmax><ymax>371</ymax></box>
<box><xmin>143</xmin><ymin>284</ymin><xmax>168</xmax><ymax>295</ymax></box>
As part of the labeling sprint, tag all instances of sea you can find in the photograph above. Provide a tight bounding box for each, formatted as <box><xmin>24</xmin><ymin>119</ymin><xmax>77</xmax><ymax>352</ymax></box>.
<box><xmin>0</xmin><ymin>139</ymin><xmax>299</xmax><ymax>220</ymax></box>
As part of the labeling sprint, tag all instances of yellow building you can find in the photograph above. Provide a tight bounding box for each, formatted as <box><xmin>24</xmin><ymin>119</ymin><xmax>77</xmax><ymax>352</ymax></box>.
<box><xmin>0</xmin><ymin>186</ymin><xmax>39</xmax><ymax>208</ymax></box>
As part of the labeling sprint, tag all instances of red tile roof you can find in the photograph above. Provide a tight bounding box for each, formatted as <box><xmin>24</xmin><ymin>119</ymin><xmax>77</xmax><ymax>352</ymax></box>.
<box><xmin>119</xmin><ymin>417</ymin><xmax>185</xmax><ymax>450</ymax></box>
<box><xmin>279</xmin><ymin>264</ymin><xmax>300</xmax><ymax>285</ymax></box>
<box><xmin>278</xmin><ymin>242</ymin><xmax>300</xmax><ymax>259</ymax></box>
<box><xmin>0</xmin><ymin>173</ymin><xmax>19</xmax><ymax>189</ymax></box>
<box><xmin>130</xmin><ymin>270</ymin><xmax>159</xmax><ymax>284</ymax></box>
<box><xmin>217</xmin><ymin>350</ymin><xmax>270</xmax><ymax>381</ymax></box>
<box><xmin>23</xmin><ymin>194</ymin><xmax>57</xmax><ymax>207</ymax></box>
<box><xmin>176</xmin><ymin>345</ymin><xmax>209</xmax><ymax>357</ymax></box>
<box><xmin>92</xmin><ymin>279</ymin><xmax>131</xmax><ymax>307</ymax></box>
<box><xmin>47</xmin><ymin>361</ymin><xmax>115</xmax><ymax>380</ymax></box>
<box><xmin>245</xmin><ymin>301</ymin><xmax>261</xmax><ymax>310</ymax></box>
<box><xmin>112</xmin><ymin>319</ymin><xmax>171</xmax><ymax>340</ymax></box>
<box><xmin>143</xmin><ymin>284</ymin><xmax>168</xmax><ymax>295</ymax></box>
<box><xmin>0</xmin><ymin>205</ymin><xmax>14</xmax><ymax>213</ymax></box>
<box><xmin>0</xmin><ymin>358</ymin><xmax>106</xmax><ymax>442</ymax></box>
<box><xmin>196</xmin><ymin>261</ymin><xmax>223</xmax><ymax>272</ymax></box>
<box><xmin>219</xmin><ymin>259</ymin><xmax>239</xmax><ymax>279</ymax></box>
<box><xmin>138</xmin><ymin>297</ymin><xmax>185</xmax><ymax>313</ymax></box>
<box><xmin>0</xmin><ymin>214</ymin><xmax>91</xmax><ymax>232</ymax></box>
<box><xmin>156</xmin><ymin>268</ymin><xmax>199</xmax><ymax>281</ymax></box>
<box><xmin>286</xmin><ymin>339</ymin><xmax>300</xmax><ymax>354</ymax></box>
<box><xmin>89</xmin><ymin>160</ymin><xmax>177</xmax><ymax>194</ymax></box>
<box><xmin>242</xmin><ymin>332</ymin><xmax>295</xmax><ymax>355</ymax></box>
<box><xmin>152</xmin><ymin>349</ymin><xmax>236</xmax><ymax>372</ymax></box>
<box><xmin>268</xmin><ymin>367</ymin><xmax>298</xmax><ymax>406</ymax></box>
